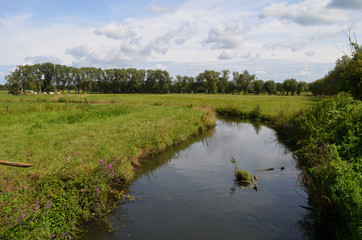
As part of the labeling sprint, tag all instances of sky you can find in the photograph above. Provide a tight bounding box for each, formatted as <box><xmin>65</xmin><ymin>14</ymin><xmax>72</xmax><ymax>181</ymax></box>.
<box><xmin>0</xmin><ymin>0</ymin><xmax>362</xmax><ymax>84</ymax></box>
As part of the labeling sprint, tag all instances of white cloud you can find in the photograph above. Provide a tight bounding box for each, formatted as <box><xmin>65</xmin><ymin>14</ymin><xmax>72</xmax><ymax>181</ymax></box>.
<box><xmin>218</xmin><ymin>50</ymin><xmax>236</xmax><ymax>60</ymax></box>
<box><xmin>95</xmin><ymin>21</ymin><xmax>136</xmax><ymax>40</ymax></box>
<box><xmin>144</xmin><ymin>22</ymin><xmax>197</xmax><ymax>55</ymax></box>
<box><xmin>305</xmin><ymin>50</ymin><xmax>315</xmax><ymax>56</ymax></box>
<box><xmin>24</xmin><ymin>56</ymin><xmax>63</xmax><ymax>65</ymax></box>
<box><xmin>259</xmin><ymin>0</ymin><xmax>348</xmax><ymax>25</ymax></box>
<box><xmin>255</xmin><ymin>70</ymin><xmax>266</xmax><ymax>75</ymax></box>
<box><xmin>265</xmin><ymin>41</ymin><xmax>306</xmax><ymax>52</ymax></box>
<box><xmin>154</xmin><ymin>64</ymin><xmax>167</xmax><ymax>70</ymax></box>
<box><xmin>327</xmin><ymin>0</ymin><xmax>362</xmax><ymax>9</ymax></box>
<box><xmin>148</xmin><ymin>4</ymin><xmax>175</xmax><ymax>14</ymax></box>
<box><xmin>204</xmin><ymin>21</ymin><xmax>245</xmax><ymax>49</ymax></box>
<box><xmin>295</xmin><ymin>70</ymin><xmax>312</xmax><ymax>77</ymax></box>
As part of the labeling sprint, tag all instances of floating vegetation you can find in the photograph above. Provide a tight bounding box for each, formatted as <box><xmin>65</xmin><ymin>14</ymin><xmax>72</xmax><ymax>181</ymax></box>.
<box><xmin>230</xmin><ymin>157</ymin><xmax>258</xmax><ymax>190</ymax></box>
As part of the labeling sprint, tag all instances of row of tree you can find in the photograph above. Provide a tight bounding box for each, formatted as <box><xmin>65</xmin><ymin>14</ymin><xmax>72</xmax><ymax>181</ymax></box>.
<box><xmin>5</xmin><ymin>63</ymin><xmax>309</xmax><ymax>96</ymax></box>
<box><xmin>309</xmin><ymin>40</ymin><xmax>361</xmax><ymax>100</ymax></box>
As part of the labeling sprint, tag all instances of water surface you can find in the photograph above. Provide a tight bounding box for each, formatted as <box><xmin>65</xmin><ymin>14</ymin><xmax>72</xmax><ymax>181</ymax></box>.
<box><xmin>82</xmin><ymin>120</ymin><xmax>309</xmax><ymax>240</ymax></box>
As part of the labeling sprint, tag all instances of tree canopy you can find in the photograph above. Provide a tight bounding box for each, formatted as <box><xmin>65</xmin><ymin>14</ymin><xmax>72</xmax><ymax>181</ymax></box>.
<box><xmin>5</xmin><ymin>63</ymin><xmax>310</xmax><ymax>96</ymax></box>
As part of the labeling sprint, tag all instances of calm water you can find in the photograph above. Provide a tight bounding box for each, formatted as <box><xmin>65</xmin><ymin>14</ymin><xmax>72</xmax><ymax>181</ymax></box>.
<box><xmin>82</xmin><ymin>120</ymin><xmax>310</xmax><ymax>240</ymax></box>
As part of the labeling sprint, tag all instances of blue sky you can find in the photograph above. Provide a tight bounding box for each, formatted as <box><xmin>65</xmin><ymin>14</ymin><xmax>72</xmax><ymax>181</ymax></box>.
<box><xmin>1</xmin><ymin>0</ymin><xmax>361</xmax><ymax>84</ymax></box>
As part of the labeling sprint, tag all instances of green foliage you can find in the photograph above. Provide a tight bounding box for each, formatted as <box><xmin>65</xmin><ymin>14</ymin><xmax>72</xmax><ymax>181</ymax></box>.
<box><xmin>275</xmin><ymin>94</ymin><xmax>361</xmax><ymax>239</ymax></box>
<box><xmin>309</xmin><ymin>41</ymin><xmax>361</xmax><ymax>99</ymax></box>
<box><xmin>264</xmin><ymin>80</ymin><xmax>276</xmax><ymax>95</ymax></box>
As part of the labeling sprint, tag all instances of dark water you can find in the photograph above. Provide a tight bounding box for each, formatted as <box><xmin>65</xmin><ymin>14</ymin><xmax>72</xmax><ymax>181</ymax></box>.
<box><xmin>82</xmin><ymin>120</ymin><xmax>310</xmax><ymax>240</ymax></box>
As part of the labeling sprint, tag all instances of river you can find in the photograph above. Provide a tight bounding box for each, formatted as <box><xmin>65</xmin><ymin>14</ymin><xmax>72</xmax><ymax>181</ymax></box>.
<box><xmin>81</xmin><ymin>120</ymin><xmax>311</xmax><ymax>240</ymax></box>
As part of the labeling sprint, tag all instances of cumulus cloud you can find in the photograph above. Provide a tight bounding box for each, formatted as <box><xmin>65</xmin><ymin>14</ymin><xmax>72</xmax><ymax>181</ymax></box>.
<box><xmin>305</xmin><ymin>50</ymin><xmax>315</xmax><ymax>56</ymax></box>
<box><xmin>143</xmin><ymin>22</ymin><xmax>197</xmax><ymax>55</ymax></box>
<box><xmin>265</xmin><ymin>41</ymin><xmax>306</xmax><ymax>52</ymax></box>
<box><xmin>327</xmin><ymin>0</ymin><xmax>362</xmax><ymax>9</ymax></box>
<box><xmin>255</xmin><ymin>70</ymin><xmax>266</xmax><ymax>75</ymax></box>
<box><xmin>204</xmin><ymin>21</ymin><xmax>245</xmax><ymax>49</ymax></box>
<box><xmin>65</xmin><ymin>44</ymin><xmax>92</xmax><ymax>59</ymax></box>
<box><xmin>154</xmin><ymin>64</ymin><xmax>167</xmax><ymax>70</ymax></box>
<box><xmin>259</xmin><ymin>0</ymin><xmax>348</xmax><ymax>25</ymax></box>
<box><xmin>95</xmin><ymin>21</ymin><xmax>136</xmax><ymax>40</ymax></box>
<box><xmin>24</xmin><ymin>55</ymin><xmax>63</xmax><ymax>64</ymax></box>
<box><xmin>148</xmin><ymin>4</ymin><xmax>175</xmax><ymax>14</ymax></box>
<box><xmin>218</xmin><ymin>50</ymin><xmax>236</xmax><ymax>60</ymax></box>
<box><xmin>66</xmin><ymin>22</ymin><xmax>197</xmax><ymax>67</ymax></box>
<box><xmin>295</xmin><ymin>70</ymin><xmax>312</xmax><ymax>77</ymax></box>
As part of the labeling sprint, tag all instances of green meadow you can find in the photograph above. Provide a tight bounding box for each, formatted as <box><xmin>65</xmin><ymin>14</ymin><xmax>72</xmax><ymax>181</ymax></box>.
<box><xmin>3</xmin><ymin>91</ymin><xmax>346</xmax><ymax>239</ymax></box>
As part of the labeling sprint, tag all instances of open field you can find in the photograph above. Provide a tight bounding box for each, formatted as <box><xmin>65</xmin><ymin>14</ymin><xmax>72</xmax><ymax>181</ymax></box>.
<box><xmin>0</xmin><ymin>92</ymin><xmax>319</xmax><ymax>117</ymax></box>
<box><xmin>0</xmin><ymin>91</ymin><xmax>319</xmax><ymax>239</ymax></box>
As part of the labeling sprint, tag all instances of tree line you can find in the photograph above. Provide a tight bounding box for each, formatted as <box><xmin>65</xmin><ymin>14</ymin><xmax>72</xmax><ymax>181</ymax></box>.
<box><xmin>5</xmin><ymin>63</ymin><xmax>309</xmax><ymax>96</ymax></box>
<box><xmin>309</xmin><ymin>40</ymin><xmax>361</xmax><ymax>100</ymax></box>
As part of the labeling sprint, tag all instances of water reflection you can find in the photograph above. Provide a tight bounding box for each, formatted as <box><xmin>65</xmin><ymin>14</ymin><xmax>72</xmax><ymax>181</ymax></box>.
<box><xmin>81</xmin><ymin>120</ymin><xmax>312</xmax><ymax>240</ymax></box>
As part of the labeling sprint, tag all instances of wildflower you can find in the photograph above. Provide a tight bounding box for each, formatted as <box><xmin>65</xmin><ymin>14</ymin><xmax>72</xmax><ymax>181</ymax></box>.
<box><xmin>313</xmin><ymin>166</ymin><xmax>317</xmax><ymax>169</ymax></box>
<box><xmin>96</xmin><ymin>187</ymin><xmax>100</xmax><ymax>196</ymax></box>
<box><xmin>46</xmin><ymin>201</ymin><xmax>52</xmax><ymax>209</ymax></box>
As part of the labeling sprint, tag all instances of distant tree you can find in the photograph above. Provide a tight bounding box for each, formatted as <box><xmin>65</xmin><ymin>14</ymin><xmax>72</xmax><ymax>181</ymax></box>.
<box><xmin>233</xmin><ymin>70</ymin><xmax>255</xmax><ymax>95</ymax></box>
<box><xmin>253</xmin><ymin>80</ymin><xmax>264</xmax><ymax>95</ymax></box>
<box><xmin>264</xmin><ymin>80</ymin><xmax>276</xmax><ymax>95</ymax></box>
<box><xmin>283</xmin><ymin>78</ymin><xmax>298</xmax><ymax>95</ymax></box>
<box><xmin>203</xmin><ymin>70</ymin><xmax>219</xmax><ymax>94</ymax></box>
<box><xmin>276</xmin><ymin>82</ymin><xmax>284</xmax><ymax>94</ymax></box>
<box><xmin>218</xmin><ymin>70</ymin><xmax>229</xmax><ymax>93</ymax></box>
<box><xmin>40</xmin><ymin>62</ymin><xmax>55</xmax><ymax>92</ymax></box>
<box><xmin>297</xmin><ymin>81</ymin><xmax>308</xmax><ymax>96</ymax></box>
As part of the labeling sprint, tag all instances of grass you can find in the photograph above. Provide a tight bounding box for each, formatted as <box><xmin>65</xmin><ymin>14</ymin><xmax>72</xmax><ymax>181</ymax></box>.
<box><xmin>0</xmin><ymin>92</ymin><xmax>319</xmax><ymax>117</ymax></box>
<box><xmin>0</xmin><ymin>91</ymin><xmax>317</xmax><ymax>239</ymax></box>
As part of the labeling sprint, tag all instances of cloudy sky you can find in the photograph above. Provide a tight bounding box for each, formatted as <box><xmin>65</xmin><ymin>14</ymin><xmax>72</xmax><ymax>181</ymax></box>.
<box><xmin>1</xmin><ymin>0</ymin><xmax>361</xmax><ymax>84</ymax></box>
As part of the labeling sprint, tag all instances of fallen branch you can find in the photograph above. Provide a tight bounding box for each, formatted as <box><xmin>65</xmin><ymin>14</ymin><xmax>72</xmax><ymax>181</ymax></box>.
<box><xmin>0</xmin><ymin>160</ymin><xmax>33</xmax><ymax>168</ymax></box>
<box><xmin>256</xmin><ymin>168</ymin><xmax>274</xmax><ymax>172</ymax></box>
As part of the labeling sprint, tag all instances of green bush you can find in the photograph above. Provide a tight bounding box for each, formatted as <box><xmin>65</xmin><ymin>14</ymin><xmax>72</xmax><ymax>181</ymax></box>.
<box><xmin>276</xmin><ymin>93</ymin><xmax>361</xmax><ymax>239</ymax></box>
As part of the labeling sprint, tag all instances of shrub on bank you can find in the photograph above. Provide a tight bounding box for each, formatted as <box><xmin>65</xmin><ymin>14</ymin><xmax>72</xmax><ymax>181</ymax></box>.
<box><xmin>275</xmin><ymin>93</ymin><xmax>361</xmax><ymax>240</ymax></box>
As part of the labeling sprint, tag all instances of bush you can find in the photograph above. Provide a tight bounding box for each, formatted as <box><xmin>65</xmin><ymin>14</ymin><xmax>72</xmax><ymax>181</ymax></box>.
<box><xmin>275</xmin><ymin>93</ymin><xmax>361</xmax><ymax>239</ymax></box>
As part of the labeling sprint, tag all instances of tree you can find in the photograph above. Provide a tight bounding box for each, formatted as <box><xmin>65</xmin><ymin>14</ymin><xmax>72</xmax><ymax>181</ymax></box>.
<box><xmin>40</xmin><ymin>62</ymin><xmax>55</xmax><ymax>92</ymax></box>
<box><xmin>203</xmin><ymin>70</ymin><xmax>219</xmax><ymax>94</ymax></box>
<box><xmin>234</xmin><ymin>70</ymin><xmax>255</xmax><ymax>95</ymax></box>
<box><xmin>218</xmin><ymin>70</ymin><xmax>229</xmax><ymax>93</ymax></box>
<box><xmin>283</xmin><ymin>78</ymin><xmax>298</xmax><ymax>95</ymax></box>
<box><xmin>264</xmin><ymin>80</ymin><xmax>276</xmax><ymax>95</ymax></box>
<box><xmin>253</xmin><ymin>80</ymin><xmax>264</xmax><ymax>95</ymax></box>
<box><xmin>297</xmin><ymin>81</ymin><xmax>308</xmax><ymax>96</ymax></box>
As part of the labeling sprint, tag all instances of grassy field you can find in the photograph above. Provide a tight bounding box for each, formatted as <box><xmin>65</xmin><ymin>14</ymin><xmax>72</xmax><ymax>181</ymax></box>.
<box><xmin>0</xmin><ymin>91</ymin><xmax>319</xmax><ymax>239</ymax></box>
<box><xmin>1</xmin><ymin>92</ymin><xmax>319</xmax><ymax>116</ymax></box>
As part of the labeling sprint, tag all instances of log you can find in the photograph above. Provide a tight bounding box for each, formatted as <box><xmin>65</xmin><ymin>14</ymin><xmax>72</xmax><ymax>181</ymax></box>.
<box><xmin>256</xmin><ymin>168</ymin><xmax>274</xmax><ymax>172</ymax></box>
<box><xmin>0</xmin><ymin>160</ymin><xmax>33</xmax><ymax>168</ymax></box>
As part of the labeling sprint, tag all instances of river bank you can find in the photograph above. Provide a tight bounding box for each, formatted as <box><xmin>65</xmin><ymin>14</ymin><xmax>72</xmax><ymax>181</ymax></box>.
<box><xmin>3</xmin><ymin>93</ymin><xmax>359</xmax><ymax>239</ymax></box>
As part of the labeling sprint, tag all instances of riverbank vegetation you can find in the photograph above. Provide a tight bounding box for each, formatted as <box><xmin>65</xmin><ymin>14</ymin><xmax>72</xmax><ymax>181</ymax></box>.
<box><xmin>274</xmin><ymin>94</ymin><xmax>361</xmax><ymax>240</ymax></box>
<box><xmin>0</xmin><ymin>93</ymin><xmax>216</xmax><ymax>239</ymax></box>
<box><xmin>0</xmin><ymin>90</ymin><xmax>360</xmax><ymax>239</ymax></box>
